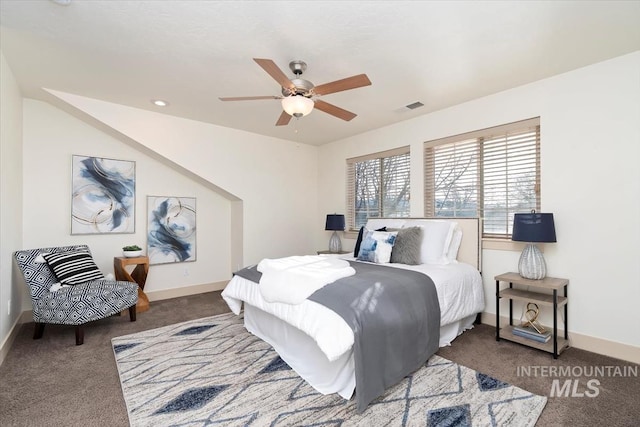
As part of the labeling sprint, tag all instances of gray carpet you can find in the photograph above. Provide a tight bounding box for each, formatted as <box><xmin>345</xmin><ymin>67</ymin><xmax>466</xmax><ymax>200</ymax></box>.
<box><xmin>1</xmin><ymin>291</ymin><xmax>638</xmax><ymax>426</ymax></box>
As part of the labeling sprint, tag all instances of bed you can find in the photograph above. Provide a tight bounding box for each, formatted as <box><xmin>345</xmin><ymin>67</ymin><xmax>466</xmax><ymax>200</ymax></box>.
<box><xmin>222</xmin><ymin>217</ymin><xmax>485</xmax><ymax>412</ymax></box>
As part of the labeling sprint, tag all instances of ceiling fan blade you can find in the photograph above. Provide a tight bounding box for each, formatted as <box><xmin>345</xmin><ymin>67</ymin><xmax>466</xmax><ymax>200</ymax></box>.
<box><xmin>219</xmin><ymin>96</ymin><xmax>280</xmax><ymax>101</ymax></box>
<box><xmin>275</xmin><ymin>110</ymin><xmax>292</xmax><ymax>126</ymax></box>
<box><xmin>254</xmin><ymin>58</ymin><xmax>296</xmax><ymax>91</ymax></box>
<box><xmin>314</xmin><ymin>100</ymin><xmax>357</xmax><ymax>121</ymax></box>
<box><xmin>313</xmin><ymin>74</ymin><xmax>371</xmax><ymax>96</ymax></box>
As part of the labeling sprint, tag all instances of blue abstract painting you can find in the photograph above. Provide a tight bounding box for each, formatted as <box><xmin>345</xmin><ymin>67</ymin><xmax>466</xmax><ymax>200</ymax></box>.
<box><xmin>147</xmin><ymin>196</ymin><xmax>196</xmax><ymax>265</ymax></box>
<box><xmin>71</xmin><ymin>155</ymin><xmax>135</xmax><ymax>234</ymax></box>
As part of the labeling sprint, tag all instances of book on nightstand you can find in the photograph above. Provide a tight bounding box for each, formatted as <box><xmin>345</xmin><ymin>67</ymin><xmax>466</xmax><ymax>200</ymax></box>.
<box><xmin>512</xmin><ymin>324</ymin><xmax>552</xmax><ymax>343</ymax></box>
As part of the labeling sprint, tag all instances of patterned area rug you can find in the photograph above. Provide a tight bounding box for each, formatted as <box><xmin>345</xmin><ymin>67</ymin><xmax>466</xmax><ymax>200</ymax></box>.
<box><xmin>112</xmin><ymin>313</ymin><xmax>546</xmax><ymax>426</ymax></box>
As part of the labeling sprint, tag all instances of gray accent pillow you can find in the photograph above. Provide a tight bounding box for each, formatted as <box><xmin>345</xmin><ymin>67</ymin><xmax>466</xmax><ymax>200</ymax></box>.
<box><xmin>390</xmin><ymin>226</ymin><xmax>423</xmax><ymax>265</ymax></box>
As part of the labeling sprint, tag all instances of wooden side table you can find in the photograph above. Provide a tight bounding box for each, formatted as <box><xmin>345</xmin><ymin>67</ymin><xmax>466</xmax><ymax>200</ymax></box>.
<box><xmin>495</xmin><ymin>272</ymin><xmax>569</xmax><ymax>358</ymax></box>
<box><xmin>114</xmin><ymin>256</ymin><xmax>150</xmax><ymax>313</ymax></box>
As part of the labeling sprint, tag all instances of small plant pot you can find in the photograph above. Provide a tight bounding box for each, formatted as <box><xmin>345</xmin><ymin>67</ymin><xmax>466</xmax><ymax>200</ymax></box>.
<box><xmin>123</xmin><ymin>250</ymin><xmax>143</xmax><ymax>258</ymax></box>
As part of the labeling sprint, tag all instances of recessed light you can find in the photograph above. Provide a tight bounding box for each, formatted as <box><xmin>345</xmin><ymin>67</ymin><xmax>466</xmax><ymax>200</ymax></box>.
<box><xmin>50</xmin><ymin>0</ymin><xmax>72</xmax><ymax>5</ymax></box>
<box><xmin>151</xmin><ymin>99</ymin><xmax>169</xmax><ymax>107</ymax></box>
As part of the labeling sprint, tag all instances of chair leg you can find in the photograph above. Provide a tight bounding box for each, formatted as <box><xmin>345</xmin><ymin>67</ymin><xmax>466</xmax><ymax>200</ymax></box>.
<box><xmin>33</xmin><ymin>323</ymin><xmax>45</xmax><ymax>340</ymax></box>
<box><xmin>75</xmin><ymin>325</ymin><xmax>84</xmax><ymax>345</ymax></box>
<box><xmin>129</xmin><ymin>304</ymin><xmax>137</xmax><ymax>322</ymax></box>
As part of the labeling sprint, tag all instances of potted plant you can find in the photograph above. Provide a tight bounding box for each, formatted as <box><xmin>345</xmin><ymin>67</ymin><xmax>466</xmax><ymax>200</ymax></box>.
<box><xmin>122</xmin><ymin>245</ymin><xmax>143</xmax><ymax>258</ymax></box>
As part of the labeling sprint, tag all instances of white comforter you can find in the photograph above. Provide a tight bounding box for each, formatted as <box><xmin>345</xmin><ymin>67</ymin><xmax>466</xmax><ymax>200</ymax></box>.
<box><xmin>257</xmin><ymin>255</ymin><xmax>355</xmax><ymax>304</ymax></box>
<box><xmin>222</xmin><ymin>257</ymin><xmax>484</xmax><ymax>362</ymax></box>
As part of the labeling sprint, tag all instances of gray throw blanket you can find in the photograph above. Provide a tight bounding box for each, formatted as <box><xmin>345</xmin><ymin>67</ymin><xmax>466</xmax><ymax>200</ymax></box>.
<box><xmin>233</xmin><ymin>260</ymin><xmax>440</xmax><ymax>413</ymax></box>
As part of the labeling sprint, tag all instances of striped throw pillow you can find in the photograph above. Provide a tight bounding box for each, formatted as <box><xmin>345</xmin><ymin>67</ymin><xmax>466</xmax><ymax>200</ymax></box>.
<box><xmin>43</xmin><ymin>251</ymin><xmax>104</xmax><ymax>285</ymax></box>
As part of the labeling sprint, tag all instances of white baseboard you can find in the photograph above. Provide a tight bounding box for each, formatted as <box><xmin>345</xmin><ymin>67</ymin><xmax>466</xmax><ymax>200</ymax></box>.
<box><xmin>145</xmin><ymin>281</ymin><xmax>228</xmax><ymax>302</ymax></box>
<box><xmin>0</xmin><ymin>311</ymin><xmax>32</xmax><ymax>367</ymax></box>
<box><xmin>481</xmin><ymin>312</ymin><xmax>640</xmax><ymax>364</ymax></box>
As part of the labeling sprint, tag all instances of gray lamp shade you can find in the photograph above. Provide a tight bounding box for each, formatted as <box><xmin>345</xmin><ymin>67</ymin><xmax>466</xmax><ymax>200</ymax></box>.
<box><xmin>512</xmin><ymin>213</ymin><xmax>556</xmax><ymax>243</ymax></box>
<box><xmin>325</xmin><ymin>214</ymin><xmax>345</xmax><ymax>231</ymax></box>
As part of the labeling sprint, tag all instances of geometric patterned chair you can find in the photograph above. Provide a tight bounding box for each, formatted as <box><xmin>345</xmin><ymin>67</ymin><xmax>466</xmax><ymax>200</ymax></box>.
<box><xmin>14</xmin><ymin>244</ymin><xmax>138</xmax><ymax>345</ymax></box>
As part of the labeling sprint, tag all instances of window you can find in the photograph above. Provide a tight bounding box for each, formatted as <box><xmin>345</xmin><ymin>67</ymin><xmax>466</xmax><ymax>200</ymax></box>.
<box><xmin>424</xmin><ymin>118</ymin><xmax>540</xmax><ymax>238</ymax></box>
<box><xmin>347</xmin><ymin>146</ymin><xmax>410</xmax><ymax>231</ymax></box>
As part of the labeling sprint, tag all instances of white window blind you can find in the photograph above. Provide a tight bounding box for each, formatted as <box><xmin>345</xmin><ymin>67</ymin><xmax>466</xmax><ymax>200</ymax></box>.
<box><xmin>424</xmin><ymin>118</ymin><xmax>540</xmax><ymax>238</ymax></box>
<box><xmin>347</xmin><ymin>146</ymin><xmax>410</xmax><ymax>231</ymax></box>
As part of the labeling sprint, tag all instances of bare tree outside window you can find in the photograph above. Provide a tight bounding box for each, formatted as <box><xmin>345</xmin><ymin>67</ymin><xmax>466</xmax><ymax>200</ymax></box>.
<box><xmin>425</xmin><ymin>119</ymin><xmax>540</xmax><ymax>238</ymax></box>
<box><xmin>348</xmin><ymin>148</ymin><xmax>410</xmax><ymax>230</ymax></box>
<box><xmin>429</xmin><ymin>140</ymin><xmax>478</xmax><ymax>218</ymax></box>
<box><xmin>354</xmin><ymin>159</ymin><xmax>381</xmax><ymax>226</ymax></box>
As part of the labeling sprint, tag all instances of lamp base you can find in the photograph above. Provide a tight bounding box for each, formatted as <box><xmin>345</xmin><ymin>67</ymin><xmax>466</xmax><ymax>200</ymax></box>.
<box><xmin>328</xmin><ymin>231</ymin><xmax>342</xmax><ymax>253</ymax></box>
<box><xmin>518</xmin><ymin>243</ymin><xmax>547</xmax><ymax>280</ymax></box>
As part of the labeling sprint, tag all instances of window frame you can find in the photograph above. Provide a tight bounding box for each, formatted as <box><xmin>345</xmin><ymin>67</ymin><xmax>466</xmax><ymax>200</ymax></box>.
<box><xmin>346</xmin><ymin>146</ymin><xmax>411</xmax><ymax>232</ymax></box>
<box><xmin>424</xmin><ymin>118</ymin><xmax>541</xmax><ymax>239</ymax></box>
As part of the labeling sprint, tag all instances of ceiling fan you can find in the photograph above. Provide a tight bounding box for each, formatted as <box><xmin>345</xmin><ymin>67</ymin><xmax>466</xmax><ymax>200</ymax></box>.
<box><xmin>219</xmin><ymin>58</ymin><xmax>372</xmax><ymax>126</ymax></box>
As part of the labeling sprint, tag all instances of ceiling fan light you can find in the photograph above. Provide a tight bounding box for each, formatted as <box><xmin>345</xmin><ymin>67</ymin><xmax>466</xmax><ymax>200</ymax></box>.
<box><xmin>281</xmin><ymin>95</ymin><xmax>314</xmax><ymax>117</ymax></box>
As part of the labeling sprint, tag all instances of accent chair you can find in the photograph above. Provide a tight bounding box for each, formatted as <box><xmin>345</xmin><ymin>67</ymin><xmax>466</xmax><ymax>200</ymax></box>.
<box><xmin>14</xmin><ymin>244</ymin><xmax>138</xmax><ymax>345</ymax></box>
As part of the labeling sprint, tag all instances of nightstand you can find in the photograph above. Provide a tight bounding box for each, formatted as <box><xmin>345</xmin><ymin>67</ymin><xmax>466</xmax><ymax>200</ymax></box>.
<box><xmin>495</xmin><ymin>272</ymin><xmax>569</xmax><ymax>359</ymax></box>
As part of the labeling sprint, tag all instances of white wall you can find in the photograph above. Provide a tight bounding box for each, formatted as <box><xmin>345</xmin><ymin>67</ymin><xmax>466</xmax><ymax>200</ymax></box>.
<box><xmin>0</xmin><ymin>51</ymin><xmax>24</xmax><ymax>354</ymax></box>
<box><xmin>21</xmin><ymin>99</ymin><xmax>232</xmax><ymax>307</ymax></box>
<box><xmin>317</xmin><ymin>52</ymin><xmax>640</xmax><ymax>350</ymax></box>
<box><xmin>45</xmin><ymin>91</ymin><xmax>320</xmax><ymax>267</ymax></box>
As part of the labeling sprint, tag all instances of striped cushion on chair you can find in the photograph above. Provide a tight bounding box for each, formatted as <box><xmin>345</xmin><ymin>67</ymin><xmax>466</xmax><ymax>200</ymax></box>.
<box><xmin>43</xmin><ymin>251</ymin><xmax>104</xmax><ymax>285</ymax></box>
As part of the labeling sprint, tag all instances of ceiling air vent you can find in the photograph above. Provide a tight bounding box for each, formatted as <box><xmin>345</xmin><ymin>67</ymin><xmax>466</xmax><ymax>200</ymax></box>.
<box><xmin>394</xmin><ymin>101</ymin><xmax>426</xmax><ymax>114</ymax></box>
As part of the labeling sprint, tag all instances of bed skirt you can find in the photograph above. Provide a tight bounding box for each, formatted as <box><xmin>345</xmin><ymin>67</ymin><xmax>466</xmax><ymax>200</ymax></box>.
<box><xmin>243</xmin><ymin>304</ymin><xmax>476</xmax><ymax>400</ymax></box>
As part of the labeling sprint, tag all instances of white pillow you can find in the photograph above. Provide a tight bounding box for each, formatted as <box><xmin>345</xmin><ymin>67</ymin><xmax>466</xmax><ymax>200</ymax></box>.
<box><xmin>446</xmin><ymin>225</ymin><xmax>463</xmax><ymax>263</ymax></box>
<box><xmin>403</xmin><ymin>219</ymin><xmax>457</xmax><ymax>264</ymax></box>
<box><xmin>357</xmin><ymin>229</ymin><xmax>398</xmax><ymax>263</ymax></box>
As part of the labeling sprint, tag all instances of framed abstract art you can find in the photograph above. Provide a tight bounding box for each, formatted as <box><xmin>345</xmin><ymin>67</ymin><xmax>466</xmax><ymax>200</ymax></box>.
<box><xmin>147</xmin><ymin>196</ymin><xmax>197</xmax><ymax>265</ymax></box>
<box><xmin>71</xmin><ymin>155</ymin><xmax>135</xmax><ymax>234</ymax></box>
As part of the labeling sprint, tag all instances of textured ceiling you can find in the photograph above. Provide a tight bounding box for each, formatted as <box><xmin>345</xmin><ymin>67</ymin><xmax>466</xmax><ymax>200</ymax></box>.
<box><xmin>1</xmin><ymin>1</ymin><xmax>639</xmax><ymax>146</ymax></box>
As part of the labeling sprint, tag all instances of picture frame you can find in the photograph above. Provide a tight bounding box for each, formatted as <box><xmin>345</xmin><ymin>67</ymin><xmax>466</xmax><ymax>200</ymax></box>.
<box><xmin>147</xmin><ymin>196</ymin><xmax>197</xmax><ymax>265</ymax></box>
<box><xmin>71</xmin><ymin>155</ymin><xmax>136</xmax><ymax>234</ymax></box>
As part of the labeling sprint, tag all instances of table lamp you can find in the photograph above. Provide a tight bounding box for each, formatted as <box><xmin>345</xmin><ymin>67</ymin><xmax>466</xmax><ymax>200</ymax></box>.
<box><xmin>325</xmin><ymin>214</ymin><xmax>345</xmax><ymax>253</ymax></box>
<box><xmin>512</xmin><ymin>211</ymin><xmax>556</xmax><ymax>280</ymax></box>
